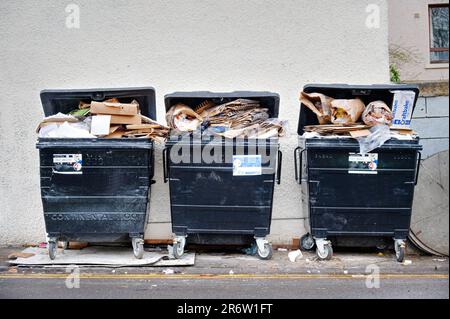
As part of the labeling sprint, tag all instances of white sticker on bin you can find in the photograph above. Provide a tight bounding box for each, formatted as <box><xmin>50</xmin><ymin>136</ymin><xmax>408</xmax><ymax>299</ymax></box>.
<box><xmin>53</xmin><ymin>154</ymin><xmax>83</xmax><ymax>174</ymax></box>
<box><xmin>233</xmin><ymin>155</ymin><xmax>262</xmax><ymax>176</ymax></box>
<box><xmin>348</xmin><ymin>153</ymin><xmax>378</xmax><ymax>175</ymax></box>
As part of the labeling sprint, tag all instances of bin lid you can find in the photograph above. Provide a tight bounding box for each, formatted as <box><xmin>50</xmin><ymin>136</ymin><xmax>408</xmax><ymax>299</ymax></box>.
<box><xmin>164</xmin><ymin>91</ymin><xmax>280</xmax><ymax>118</ymax></box>
<box><xmin>297</xmin><ymin>84</ymin><xmax>420</xmax><ymax>135</ymax></box>
<box><xmin>40</xmin><ymin>87</ymin><xmax>157</xmax><ymax>120</ymax></box>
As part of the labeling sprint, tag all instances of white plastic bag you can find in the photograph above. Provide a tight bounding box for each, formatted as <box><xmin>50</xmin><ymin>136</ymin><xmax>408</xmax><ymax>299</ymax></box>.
<box><xmin>357</xmin><ymin>124</ymin><xmax>391</xmax><ymax>154</ymax></box>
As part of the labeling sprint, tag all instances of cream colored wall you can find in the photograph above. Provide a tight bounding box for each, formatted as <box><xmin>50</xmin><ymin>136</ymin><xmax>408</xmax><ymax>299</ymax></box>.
<box><xmin>0</xmin><ymin>0</ymin><xmax>390</xmax><ymax>246</ymax></box>
<box><xmin>389</xmin><ymin>0</ymin><xmax>449</xmax><ymax>82</ymax></box>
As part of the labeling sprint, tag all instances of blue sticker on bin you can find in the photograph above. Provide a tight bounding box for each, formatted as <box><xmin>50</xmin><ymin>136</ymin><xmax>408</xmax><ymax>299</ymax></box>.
<box><xmin>233</xmin><ymin>155</ymin><xmax>262</xmax><ymax>176</ymax></box>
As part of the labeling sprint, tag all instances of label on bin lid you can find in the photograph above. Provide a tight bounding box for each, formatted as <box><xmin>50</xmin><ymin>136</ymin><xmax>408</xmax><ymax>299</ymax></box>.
<box><xmin>348</xmin><ymin>153</ymin><xmax>378</xmax><ymax>175</ymax></box>
<box><xmin>53</xmin><ymin>154</ymin><xmax>83</xmax><ymax>174</ymax></box>
<box><xmin>233</xmin><ymin>155</ymin><xmax>262</xmax><ymax>176</ymax></box>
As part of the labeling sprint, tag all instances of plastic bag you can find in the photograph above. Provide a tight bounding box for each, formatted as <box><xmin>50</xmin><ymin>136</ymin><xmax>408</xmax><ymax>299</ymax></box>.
<box><xmin>357</xmin><ymin>124</ymin><xmax>391</xmax><ymax>154</ymax></box>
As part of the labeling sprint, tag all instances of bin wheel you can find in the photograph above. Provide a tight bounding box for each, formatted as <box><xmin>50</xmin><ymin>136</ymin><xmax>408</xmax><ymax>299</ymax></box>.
<box><xmin>173</xmin><ymin>242</ymin><xmax>184</xmax><ymax>259</ymax></box>
<box><xmin>48</xmin><ymin>242</ymin><xmax>57</xmax><ymax>260</ymax></box>
<box><xmin>256</xmin><ymin>243</ymin><xmax>273</xmax><ymax>260</ymax></box>
<box><xmin>316</xmin><ymin>243</ymin><xmax>333</xmax><ymax>261</ymax></box>
<box><xmin>395</xmin><ymin>242</ymin><xmax>405</xmax><ymax>263</ymax></box>
<box><xmin>132</xmin><ymin>239</ymin><xmax>144</xmax><ymax>259</ymax></box>
<box><xmin>300</xmin><ymin>234</ymin><xmax>315</xmax><ymax>251</ymax></box>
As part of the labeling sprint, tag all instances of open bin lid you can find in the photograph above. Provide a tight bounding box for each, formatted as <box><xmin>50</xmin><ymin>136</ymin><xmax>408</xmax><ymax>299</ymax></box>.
<box><xmin>164</xmin><ymin>91</ymin><xmax>280</xmax><ymax>118</ymax></box>
<box><xmin>297</xmin><ymin>84</ymin><xmax>420</xmax><ymax>135</ymax></box>
<box><xmin>40</xmin><ymin>87</ymin><xmax>157</xmax><ymax>120</ymax></box>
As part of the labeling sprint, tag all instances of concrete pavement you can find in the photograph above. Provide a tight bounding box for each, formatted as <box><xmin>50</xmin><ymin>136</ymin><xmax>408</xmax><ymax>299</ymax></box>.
<box><xmin>0</xmin><ymin>246</ymin><xmax>448</xmax><ymax>299</ymax></box>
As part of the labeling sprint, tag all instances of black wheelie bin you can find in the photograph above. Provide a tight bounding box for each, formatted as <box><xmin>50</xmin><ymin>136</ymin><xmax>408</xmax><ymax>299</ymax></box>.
<box><xmin>36</xmin><ymin>87</ymin><xmax>156</xmax><ymax>259</ymax></box>
<box><xmin>163</xmin><ymin>92</ymin><xmax>282</xmax><ymax>259</ymax></box>
<box><xmin>294</xmin><ymin>84</ymin><xmax>422</xmax><ymax>262</ymax></box>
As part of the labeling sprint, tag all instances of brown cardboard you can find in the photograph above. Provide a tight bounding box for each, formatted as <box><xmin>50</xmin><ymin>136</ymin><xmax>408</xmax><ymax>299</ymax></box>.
<box><xmin>90</xmin><ymin>101</ymin><xmax>139</xmax><ymax>116</ymax></box>
<box><xmin>105</xmin><ymin>130</ymin><xmax>126</xmax><ymax>138</ymax></box>
<box><xmin>392</xmin><ymin>128</ymin><xmax>415</xmax><ymax>135</ymax></box>
<box><xmin>350</xmin><ymin>129</ymin><xmax>371</xmax><ymax>138</ymax></box>
<box><xmin>110</xmin><ymin>114</ymin><xmax>142</xmax><ymax>125</ymax></box>
<box><xmin>109</xmin><ymin>125</ymin><xmax>122</xmax><ymax>134</ymax></box>
<box><xmin>126</xmin><ymin>124</ymin><xmax>161</xmax><ymax>130</ymax></box>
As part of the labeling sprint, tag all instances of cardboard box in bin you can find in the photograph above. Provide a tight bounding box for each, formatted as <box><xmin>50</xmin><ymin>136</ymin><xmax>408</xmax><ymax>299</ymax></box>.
<box><xmin>91</xmin><ymin>100</ymin><xmax>142</xmax><ymax>125</ymax></box>
<box><xmin>90</xmin><ymin>101</ymin><xmax>139</xmax><ymax>116</ymax></box>
<box><xmin>109</xmin><ymin>114</ymin><xmax>141</xmax><ymax>125</ymax></box>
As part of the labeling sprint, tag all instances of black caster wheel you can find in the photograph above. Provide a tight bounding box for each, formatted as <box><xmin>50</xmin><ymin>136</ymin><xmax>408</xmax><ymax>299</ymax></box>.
<box><xmin>300</xmin><ymin>233</ymin><xmax>315</xmax><ymax>251</ymax></box>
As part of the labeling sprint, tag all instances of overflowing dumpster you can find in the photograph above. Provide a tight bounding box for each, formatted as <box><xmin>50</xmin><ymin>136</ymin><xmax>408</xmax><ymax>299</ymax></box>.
<box><xmin>295</xmin><ymin>84</ymin><xmax>422</xmax><ymax>262</ymax></box>
<box><xmin>36</xmin><ymin>87</ymin><xmax>157</xmax><ymax>259</ymax></box>
<box><xmin>163</xmin><ymin>92</ymin><xmax>282</xmax><ymax>259</ymax></box>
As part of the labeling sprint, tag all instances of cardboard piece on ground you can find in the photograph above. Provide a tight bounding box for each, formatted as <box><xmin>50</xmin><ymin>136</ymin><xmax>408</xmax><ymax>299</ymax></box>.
<box><xmin>90</xmin><ymin>101</ymin><xmax>139</xmax><ymax>116</ymax></box>
<box><xmin>350</xmin><ymin>129</ymin><xmax>371</xmax><ymax>138</ymax></box>
<box><xmin>110</xmin><ymin>114</ymin><xmax>142</xmax><ymax>125</ymax></box>
<box><xmin>8</xmin><ymin>252</ymin><xmax>35</xmax><ymax>260</ymax></box>
<box><xmin>68</xmin><ymin>242</ymin><xmax>89</xmax><ymax>250</ymax></box>
<box><xmin>91</xmin><ymin>115</ymin><xmax>111</xmax><ymax>136</ymax></box>
<box><xmin>9</xmin><ymin>247</ymin><xmax>195</xmax><ymax>267</ymax></box>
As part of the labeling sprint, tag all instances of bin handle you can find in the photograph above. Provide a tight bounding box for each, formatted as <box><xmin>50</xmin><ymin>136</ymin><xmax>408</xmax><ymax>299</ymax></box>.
<box><xmin>294</xmin><ymin>147</ymin><xmax>300</xmax><ymax>182</ymax></box>
<box><xmin>276</xmin><ymin>150</ymin><xmax>283</xmax><ymax>185</ymax></box>
<box><xmin>414</xmin><ymin>151</ymin><xmax>422</xmax><ymax>186</ymax></box>
<box><xmin>51</xmin><ymin>169</ymin><xmax>82</xmax><ymax>175</ymax></box>
<box><xmin>162</xmin><ymin>147</ymin><xmax>168</xmax><ymax>183</ymax></box>
<box><xmin>294</xmin><ymin>147</ymin><xmax>305</xmax><ymax>184</ymax></box>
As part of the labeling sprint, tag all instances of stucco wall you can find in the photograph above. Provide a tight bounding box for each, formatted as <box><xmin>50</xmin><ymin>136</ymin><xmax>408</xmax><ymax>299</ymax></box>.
<box><xmin>388</xmin><ymin>0</ymin><xmax>449</xmax><ymax>82</ymax></box>
<box><xmin>412</xmin><ymin>95</ymin><xmax>449</xmax><ymax>159</ymax></box>
<box><xmin>0</xmin><ymin>0</ymin><xmax>390</xmax><ymax>246</ymax></box>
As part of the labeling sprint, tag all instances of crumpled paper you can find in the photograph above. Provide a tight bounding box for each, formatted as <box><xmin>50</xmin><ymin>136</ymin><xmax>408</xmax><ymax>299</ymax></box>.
<box><xmin>299</xmin><ymin>92</ymin><xmax>333</xmax><ymax>124</ymax></box>
<box><xmin>330</xmin><ymin>99</ymin><xmax>365</xmax><ymax>124</ymax></box>
<box><xmin>362</xmin><ymin>101</ymin><xmax>393</xmax><ymax>127</ymax></box>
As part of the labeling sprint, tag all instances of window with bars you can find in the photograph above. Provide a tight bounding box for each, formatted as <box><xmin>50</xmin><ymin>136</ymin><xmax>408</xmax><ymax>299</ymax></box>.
<box><xmin>429</xmin><ymin>4</ymin><xmax>449</xmax><ymax>63</ymax></box>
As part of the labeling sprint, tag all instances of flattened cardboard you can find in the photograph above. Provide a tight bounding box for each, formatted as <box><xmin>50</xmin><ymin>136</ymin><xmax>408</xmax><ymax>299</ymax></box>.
<box><xmin>110</xmin><ymin>114</ymin><xmax>142</xmax><ymax>125</ymax></box>
<box><xmin>105</xmin><ymin>130</ymin><xmax>126</xmax><ymax>138</ymax></box>
<box><xmin>90</xmin><ymin>101</ymin><xmax>139</xmax><ymax>116</ymax></box>
<box><xmin>109</xmin><ymin>125</ymin><xmax>121</xmax><ymax>134</ymax></box>
<box><xmin>350</xmin><ymin>129</ymin><xmax>371</xmax><ymax>138</ymax></box>
<box><xmin>126</xmin><ymin>124</ymin><xmax>161</xmax><ymax>130</ymax></box>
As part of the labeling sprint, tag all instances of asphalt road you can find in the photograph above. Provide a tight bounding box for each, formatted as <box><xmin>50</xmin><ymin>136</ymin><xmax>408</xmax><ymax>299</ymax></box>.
<box><xmin>0</xmin><ymin>274</ymin><xmax>448</xmax><ymax>299</ymax></box>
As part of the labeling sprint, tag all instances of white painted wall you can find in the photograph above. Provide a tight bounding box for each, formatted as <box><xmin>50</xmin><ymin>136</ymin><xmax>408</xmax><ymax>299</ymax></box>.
<box><xmin>0</xmin><ymin>0</ymin><xmax>390</xmax><ymax>246</ymax></box>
